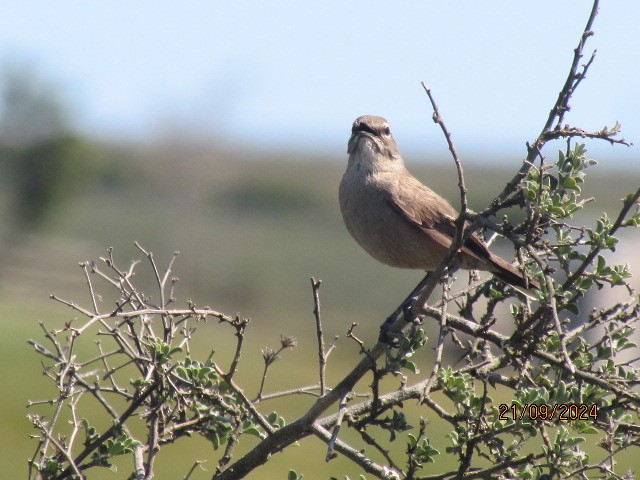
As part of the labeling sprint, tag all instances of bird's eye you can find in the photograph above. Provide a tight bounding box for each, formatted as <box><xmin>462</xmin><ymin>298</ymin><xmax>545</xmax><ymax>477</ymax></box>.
<box><xmin>382</xmin><ymin>126</ymin><xmax>391</xmax><ymax>136</ymax></box>
<box><xmin>355</xmin><ymin>122</ymin><xmax>377</xmax><ymax>136</ymax></box>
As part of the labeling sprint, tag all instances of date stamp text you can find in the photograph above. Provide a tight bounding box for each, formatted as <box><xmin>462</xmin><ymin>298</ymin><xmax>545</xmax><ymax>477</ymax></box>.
<box><xmin>498</xmin><ymin>403</ymin><xmax>598</xmax><ymax>422</ymax></box>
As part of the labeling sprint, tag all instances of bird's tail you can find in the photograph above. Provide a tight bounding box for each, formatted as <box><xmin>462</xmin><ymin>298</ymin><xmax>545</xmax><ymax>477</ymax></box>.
<box><xmin>488</xmin><ymin>253</ymin><xmax>540</xmax><ymax>299</ymax></box>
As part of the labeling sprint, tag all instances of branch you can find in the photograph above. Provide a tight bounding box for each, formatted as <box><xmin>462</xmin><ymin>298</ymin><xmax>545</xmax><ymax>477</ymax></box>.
<box><xmin>54</xmin><ymin>384</ymin><xmax>158</xmax><ymax>480</ymax></box>
<box><xmin>482</xmin><ymin>0</ymin><xmax>601</xmax><ymax>217</ymax></box>
<box><xmin>421</xmin><ymin>82</ymin><xmax>468</xmax><ymax>215</ymax></box>
<box><xmin>311</xmin><ymin>424</ymin><xmax>395</xmax><ymax>479</ymax></box>
<box><xmin>215</xmin><ymin>341</ymin><xmax>385</xmax><ymax>479</ymax></box>
<box><xmin>310</xmin><ymin>277</ymin><xmax>328</xmax><ymax>395</ymax></box>
<box><xmin>542</xmin><ymin>124</ymin><xmax>632</xmax><ymax>146</ymax></box>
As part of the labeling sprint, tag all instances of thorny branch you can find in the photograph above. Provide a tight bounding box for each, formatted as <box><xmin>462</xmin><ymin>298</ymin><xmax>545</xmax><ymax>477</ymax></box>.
<box><xmin>214</xmin><ymin>2</ymin><xmax>640</xmax><ymax>479</ymax></box>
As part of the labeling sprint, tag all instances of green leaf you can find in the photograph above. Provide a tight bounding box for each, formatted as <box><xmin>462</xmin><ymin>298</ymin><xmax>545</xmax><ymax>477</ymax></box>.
<box><xmin>563</xmin><ymin>302</ymin><xmax>579</xmax><ymax>315</ymax></box>
<box><xmin>563</xmin><ymin>176</ymin><xmax>578</xmax><ymax>191</ymax></box>
<box><xmin>403</xmin><ymin>360</ymin><xmax>420</xmax><ymax>374</ymax></box>
<box><xmin>131</xmin><ymin>378</ymin><xmax>153</xmax><ymax>387</ymax></box>
<box><xmin>488</xmin><ymin>287</ymin><xmax>503</xmax><ymax>300</ymax></box>
<box><xmin>243</xmin><ymin>426</ymin><xmax>262</xmax><ymax>437</ymax></box>
<box><xmin>288</xmin><ymin>470</ymin><xmax>303</xmax><ymax>480</ymax></box>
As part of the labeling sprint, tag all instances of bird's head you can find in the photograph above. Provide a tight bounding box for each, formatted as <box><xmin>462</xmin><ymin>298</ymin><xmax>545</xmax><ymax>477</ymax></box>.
<box><xmin>347</xmin><ymin>115</ymin><xmax>402</xmax><ymax>170</ymax></box>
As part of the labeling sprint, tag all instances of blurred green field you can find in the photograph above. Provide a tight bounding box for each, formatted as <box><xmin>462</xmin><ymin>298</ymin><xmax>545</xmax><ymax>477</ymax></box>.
<box><xmin>2</xmin><ymin>139</ymin><xmax>638</xmax><ymax>479</ymax></box>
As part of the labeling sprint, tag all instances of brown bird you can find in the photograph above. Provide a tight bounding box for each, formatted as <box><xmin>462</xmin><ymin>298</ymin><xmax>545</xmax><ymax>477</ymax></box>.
<box><xmin>339</xmin><ymin>115</ymin><xmax>537</xmax><ymax>296</ymax></box>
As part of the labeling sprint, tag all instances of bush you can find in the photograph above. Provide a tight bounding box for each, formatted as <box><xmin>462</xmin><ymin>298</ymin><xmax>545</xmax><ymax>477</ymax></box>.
<box><xmin>27</xmin><ymin>3</ymin><xmax>640</xmax><ymax>479</ymax></box>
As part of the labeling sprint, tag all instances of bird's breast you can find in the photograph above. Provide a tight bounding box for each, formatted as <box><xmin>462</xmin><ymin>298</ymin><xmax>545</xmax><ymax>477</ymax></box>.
<box><xmin>339</xmin><ymin>170</ymin><xmax>444</xmax><ymax>270</ymax></box>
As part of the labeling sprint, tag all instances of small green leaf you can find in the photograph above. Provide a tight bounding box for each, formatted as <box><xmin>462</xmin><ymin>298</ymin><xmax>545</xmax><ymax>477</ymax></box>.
<box><xmin>288</xmin><ymin>470</ymin><xmax>303</xmax><ymax>480</ymax></box>
<box><xmin>403</xmin><ymin>360</ymin><xmax>420</xmax><ymax>374</ymax></box>
<box><xmin>243</xmin><ymin>426</ymin><xmax>262</xmax><ymax>437</ymax></box>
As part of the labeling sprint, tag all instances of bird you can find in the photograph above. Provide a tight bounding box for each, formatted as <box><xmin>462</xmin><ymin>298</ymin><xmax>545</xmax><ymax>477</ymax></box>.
<box><xmin>338</xmin><ymin>114</ymin><xmax>538</xmax><ymax>296</ymax></box>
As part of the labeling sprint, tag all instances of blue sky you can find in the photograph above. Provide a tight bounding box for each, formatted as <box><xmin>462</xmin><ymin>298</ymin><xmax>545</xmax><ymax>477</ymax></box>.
<box><xmin>1</xmin><ymin>1</ymin><xmax>638</xmax><ymax>163</ymax></box>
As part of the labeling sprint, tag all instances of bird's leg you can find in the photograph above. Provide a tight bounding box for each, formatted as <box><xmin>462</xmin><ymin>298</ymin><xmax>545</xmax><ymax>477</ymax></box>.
<box><xmin>379</xmin><ymin>266</ymin><xmax>459</xmax><ymax>344</ymax></box>
<box><xmin>379</xmin><ymin>272</ymin><xmax>432</xmax><ymax>344</ymax></box>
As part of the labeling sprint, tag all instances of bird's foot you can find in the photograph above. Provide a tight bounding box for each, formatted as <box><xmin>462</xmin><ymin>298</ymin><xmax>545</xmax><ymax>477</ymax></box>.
<box><xmin>379</xmin><ymin>295</ymin><xmax>421</xmax><ymax>345</ymax></box>
<box><xmin>379</xmin><ymin>314</ymin><xmax>400</xmax><ymax>346</ymax></box>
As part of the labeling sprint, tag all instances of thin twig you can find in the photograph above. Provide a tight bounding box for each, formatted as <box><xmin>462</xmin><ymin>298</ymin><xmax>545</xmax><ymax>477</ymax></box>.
<box><xmin>421</xmin><ymin>82</ymin><xmax>467</xmax><ymax>214</ymax></box>
<box><xmin>420</xmin><ymin>279</ymin><xmax>450</xmax><ymax>400</ymax></box>
<box><xmin>310</xmin><ymin>277</ymin><xmax>328</xmax><ymax>395</ymax></box>
<box><xmin>526</xmin><ymin>246</ymin><xmax>575</xmax><ymax>373</ymax></box>
<box><xmin>184</xmin><ymin>460</ymin><xmax>207</xmax><ymax>480</ymax></box>
<box><xmin>325</xmin><ymin>392</ymin><xmax>348</xmax><ymax>461</ymax></box>
<box><xmin>254</xmin><ymin>385</ymin><xmax>324</xmax><ymax>403</ymax></box>
<box><xmin>311</xmin><ymin>424</ymin><xmax>393</xmax><ymax>480</ymax></box>
<box><xmin>53</xmin><ymin>384</ymin><xmax>158</xmax><ymax>480</ymax></box>
<box><xmin>225</xmin><ymin>315</ymin><xmax>249</xmax><ymax>381</ymax></box>
<box><xmin>406</xmin><ymin>85</ymin><xmax>469</xmax><ymax>318</ymax></box>
<box><xmin>481</xmin><ymin>0</ymin><xmax>601</xmax><ymax>218</ymax></box>
<box><xmin>80</xmin><ymin>261</ymin><xmax>100</xmax><ymax>315</ymax></box>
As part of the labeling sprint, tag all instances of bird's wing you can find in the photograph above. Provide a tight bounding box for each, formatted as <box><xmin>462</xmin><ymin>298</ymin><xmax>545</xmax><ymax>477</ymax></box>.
<box><xmin>384</xmin><ymin>177</ymin><xmax>492</xmax><ymax>264</ymax></box>
<box><xmin>377</xmin><ymin>173</ymin><xmax>538</xmax><ymax>293</ymax></box>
